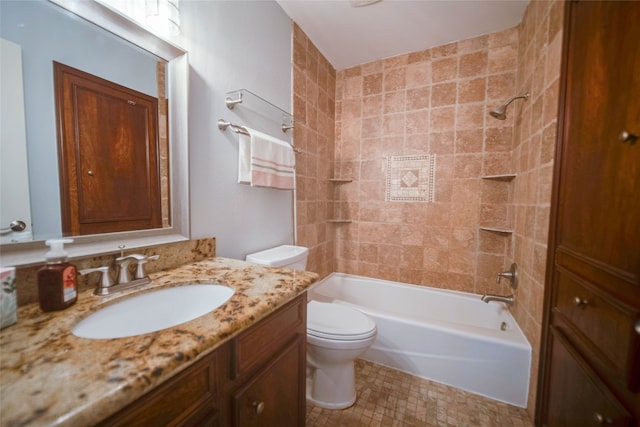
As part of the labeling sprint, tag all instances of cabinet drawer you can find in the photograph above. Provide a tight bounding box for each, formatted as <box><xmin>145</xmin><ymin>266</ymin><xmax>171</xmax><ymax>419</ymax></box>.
<box><xmin>233</xmin><ymin>293</ymin><xmax>306</xmax><ymax>378</ymax></box>
<box><xmin>99</xmin><ymin>352</ymin><xmax>218</xmax><ymax>427</ymax></box>
<box><xmin>546</xmin><ymin>329</ymin><xmax>633</xmax><ymax>427</ymax></box>
<box><xmin>554</xmin><ymin>269</ymin><xmax>640</xmax><ymax>389</ymax></box>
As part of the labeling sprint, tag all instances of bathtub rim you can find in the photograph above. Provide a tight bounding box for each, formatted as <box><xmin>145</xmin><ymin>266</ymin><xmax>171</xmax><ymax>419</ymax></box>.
<box><xmin>309</xmin><ymin>272</ymin><xmax>531</xmax><ymax>349</ymax></box>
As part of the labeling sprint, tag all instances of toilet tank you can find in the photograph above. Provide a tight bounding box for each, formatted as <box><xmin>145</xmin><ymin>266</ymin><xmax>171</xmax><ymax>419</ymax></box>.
<box><xmin>245</xmin><ymin>245</ymin><xmax>308</xmax><ymax>270</ymax></box>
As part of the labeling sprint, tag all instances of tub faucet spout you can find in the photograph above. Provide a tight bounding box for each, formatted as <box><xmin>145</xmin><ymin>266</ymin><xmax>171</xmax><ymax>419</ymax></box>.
<box><xmin>481</xmin><ymin>293</ymin><xmax>514</xmax><ymax>306</ymax></box>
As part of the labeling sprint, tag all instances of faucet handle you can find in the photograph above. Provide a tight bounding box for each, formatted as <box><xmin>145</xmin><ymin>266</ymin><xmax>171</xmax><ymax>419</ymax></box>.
<box><xmin>79</xmin><ymin>266</ymin><xmax>113</xmax><ymax>295</ymax></box>
<box><xmin>134</xmin><ymin>255</ymin><xmax>160</xmax><ymax>279</ymax></box>
<box><xmin>496</xmin><ymin>263</ymin><xmax>518</xmax><ymax>289</ymax></box>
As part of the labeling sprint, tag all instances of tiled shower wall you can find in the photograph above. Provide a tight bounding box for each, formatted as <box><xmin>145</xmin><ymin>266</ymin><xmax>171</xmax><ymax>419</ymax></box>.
<box><xmin>332</xmin><ymin>27</ymin><xmax>520</xmax><ymax>295</ymax></box>
<box><xmin>512</xmin><ymin>0</ymin><xmax>564</xmax><ymax>417</ymax></box>
<box><xmin>292</xmin><ymin>24</ymin><xmax>337</xmax><ymax>278</ymax></box>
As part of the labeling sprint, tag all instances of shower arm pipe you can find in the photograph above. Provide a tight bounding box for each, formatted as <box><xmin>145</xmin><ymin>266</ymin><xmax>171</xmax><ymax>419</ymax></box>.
<box><xmin>502</xmin><ymin>93</ymin><xmax>529</xmax><ymax>108</ymax></box>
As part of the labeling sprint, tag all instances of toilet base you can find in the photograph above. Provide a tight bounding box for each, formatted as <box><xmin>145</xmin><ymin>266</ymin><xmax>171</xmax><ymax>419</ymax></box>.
<box><xmin>306</xmin><ymin>388</ymin><xmax>356</xmax><ymax>410</ymax></box>
<box><xmin>306</xmin><ymin>360</ymin><xmax>357</xmax><ymax>410</ymax></box>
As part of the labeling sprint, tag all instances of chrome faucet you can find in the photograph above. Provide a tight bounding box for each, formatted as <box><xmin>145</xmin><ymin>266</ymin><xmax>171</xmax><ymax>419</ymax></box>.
<box><xmin>116</xmin><ymin>253</ymin><xmax>160</xmax><ymax>285</ymax></box>
<box><xmin>80</xmin><ymin>254</ymin><xmax>159</xmax><ymax>296</ymax></box>
<box><xmin>481</xmin><ymin>293</ymin><xmax>514</xmax><ymax>306</ymax></box>
<box><xmin>481</xmin><ymin>263</ymin><xmax>518</xmax><ymax>306</ymax></box>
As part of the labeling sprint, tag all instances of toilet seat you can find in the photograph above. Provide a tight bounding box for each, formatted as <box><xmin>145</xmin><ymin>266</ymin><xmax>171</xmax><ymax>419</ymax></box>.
<box><xmin>307</xmin><ymin>300</ymin><xmax>376</xmax><ymax>341</ymax></box>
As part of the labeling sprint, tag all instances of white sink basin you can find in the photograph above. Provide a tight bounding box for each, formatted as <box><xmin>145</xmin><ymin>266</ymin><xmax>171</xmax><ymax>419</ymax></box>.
<box><xmin>72</xmin><ymin>284</ymin><xmax>234</xmax><ymax>339</ymax></box>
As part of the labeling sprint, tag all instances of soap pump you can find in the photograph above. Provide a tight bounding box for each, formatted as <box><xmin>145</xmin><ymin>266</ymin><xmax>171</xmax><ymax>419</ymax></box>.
<box><xmin>37</xmin><ymin>239</ymin><xmax>78</xmax><ymax>311</ymax></box>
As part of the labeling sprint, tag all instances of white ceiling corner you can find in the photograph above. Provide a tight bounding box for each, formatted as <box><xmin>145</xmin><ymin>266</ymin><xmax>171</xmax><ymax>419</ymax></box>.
<box><xmin>275</xmin><ymin>0</ymin><xmax>529</xmax><ymax>70</ymax></box>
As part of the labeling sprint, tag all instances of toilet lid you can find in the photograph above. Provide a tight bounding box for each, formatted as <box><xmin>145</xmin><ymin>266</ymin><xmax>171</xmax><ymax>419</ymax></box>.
<box><xmin>307</xmin><ymin>300</ymin><xmax>376</xmax><ymax>340</ymax></box>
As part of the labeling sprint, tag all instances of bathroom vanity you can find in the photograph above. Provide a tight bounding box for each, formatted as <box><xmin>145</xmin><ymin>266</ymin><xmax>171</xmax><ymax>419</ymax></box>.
<box><xmin>0</xmin><ymin>258</ymin><xmax>317</xmax><ymax>427</ymax></box>
<box><xmin>99</xmin><ymin>293</ymin><xmax>306</xmax><ymax>426</ymax></box>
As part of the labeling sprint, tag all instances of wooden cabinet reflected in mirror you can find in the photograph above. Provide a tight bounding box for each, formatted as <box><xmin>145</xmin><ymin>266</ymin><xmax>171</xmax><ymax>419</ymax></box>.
<box><xmin>54</xmin><ymin>61</ymin><xmax>169</xmax><ymax>236</ymax></box>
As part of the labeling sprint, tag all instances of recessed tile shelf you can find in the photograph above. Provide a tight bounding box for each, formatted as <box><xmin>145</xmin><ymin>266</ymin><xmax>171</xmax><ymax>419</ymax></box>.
<box><xmin>479</xmin><ymin>174</ymin><xmax>515</xmax><ymax>235</ymax></box>
<box><xmin>481</xmin><ymin>174</ymin><xmax>517</xmax><ymax>181</ymax></box>
<box><xmin>479</xmin><ymin>227</ymin><xmax>513</xmax><ymax>234</ymax></box>
<box><xmin>329</xmin><ymin>179</ymin><xmax>353</xmax><ymax>222</ymax></box>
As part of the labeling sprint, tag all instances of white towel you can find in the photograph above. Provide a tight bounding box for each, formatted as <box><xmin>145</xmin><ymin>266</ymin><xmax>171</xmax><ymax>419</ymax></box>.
<box><xmin>238</xmin><ymin>127</ymin><xmax>295</xmax><ymax>190</ymax></box>
<box><xmin>238</xmin><ymin>132</ymin><xmax>252</xmax><ymax>185</ymax></box>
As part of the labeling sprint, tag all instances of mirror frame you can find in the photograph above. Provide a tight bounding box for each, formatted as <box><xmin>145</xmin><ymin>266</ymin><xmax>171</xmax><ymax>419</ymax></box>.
<box><xmin>0</xmin><ymin>0</ymin><xmax>189</xmax><ymax>267</ymax></box>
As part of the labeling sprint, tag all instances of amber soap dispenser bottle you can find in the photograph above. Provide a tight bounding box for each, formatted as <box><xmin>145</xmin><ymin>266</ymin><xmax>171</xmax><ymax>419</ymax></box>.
<box><xmin>37</xmin><ymin>239</ymin><xmax>78</xmax><ymax>311</ymax></box>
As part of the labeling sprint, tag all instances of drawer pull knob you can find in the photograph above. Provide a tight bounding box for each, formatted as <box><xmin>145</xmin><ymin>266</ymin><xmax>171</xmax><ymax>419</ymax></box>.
<box><xmin>253</xmin><ymin>401</ymin><xmax>265</xmax><ymax>415</ymax></box>
<box><xmin>619</xmin><ymin>130</ymin><xmax>638</xmax><ymax>143</ymax></box>
<box><xmin>594</xmin><ymin>413</ymin><xmax>613</xmax><ymax>424</ymax></box>
<box><xmin>573</xmin><ymin>296</ymin><xmax>589</xmax><ymax>307</ymax></box>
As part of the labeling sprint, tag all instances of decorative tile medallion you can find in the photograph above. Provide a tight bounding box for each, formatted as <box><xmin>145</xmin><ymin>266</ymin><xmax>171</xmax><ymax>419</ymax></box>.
<box><xmin>385</xmin><ymin>154</ymin><xmax>436</xmax><ymax>202</ymax></box>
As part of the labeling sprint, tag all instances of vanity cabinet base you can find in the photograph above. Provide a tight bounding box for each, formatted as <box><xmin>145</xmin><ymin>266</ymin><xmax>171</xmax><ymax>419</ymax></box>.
<box><xmin>99</xmin><ymin>292</ymin><xmax>307</xmax><ymax>427</ymax></box>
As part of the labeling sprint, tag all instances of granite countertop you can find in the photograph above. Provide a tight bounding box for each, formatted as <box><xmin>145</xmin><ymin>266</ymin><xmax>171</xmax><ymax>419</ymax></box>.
<box><xmin>0</xmin><ymin>257</ymin><xmax>318</xmax><ymax>427</ymax></box>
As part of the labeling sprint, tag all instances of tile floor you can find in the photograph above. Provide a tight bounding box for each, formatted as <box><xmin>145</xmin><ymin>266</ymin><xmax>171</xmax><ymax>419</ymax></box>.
<box><xmin>306</xmin><ymin>359</ymin><xmax>534</xmax><ymax>427</ymax></box>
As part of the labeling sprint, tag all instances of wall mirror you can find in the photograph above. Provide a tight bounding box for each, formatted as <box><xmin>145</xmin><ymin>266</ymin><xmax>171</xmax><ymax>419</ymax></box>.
<box><xmin>0</xmin><ymin>0</ymin><xmax>189</xmax><ymax>266</ymax></box>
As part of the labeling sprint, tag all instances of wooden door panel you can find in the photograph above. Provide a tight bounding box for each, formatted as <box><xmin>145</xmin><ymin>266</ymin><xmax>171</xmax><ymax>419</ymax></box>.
<box><xmin>54</xmin><ymin>61</ymin><xmax>161</xmax><ymax>235</ymax></box>
<box><xmin>558</xmin><ymin>1</ymin><xmax>640</xmax><ymax>276</ymax></box>
<box><xmin>75</xmin><ymin>86</ymin><xmax>153</xmax><ymax>222</ymax></box>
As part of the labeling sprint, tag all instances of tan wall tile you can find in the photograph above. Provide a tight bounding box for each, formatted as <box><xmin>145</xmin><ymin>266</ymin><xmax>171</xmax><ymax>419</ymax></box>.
<box><xmin>430</xmin><ymin>106</ymin><xmax>456</xmax><ymax>131</ymax></box>
<box><xmin>384</xmin><ymin>67</ymin><xmax>407</xmax><ymax>92</ymax></box>
<box><xmin>454</xmin><ymin>128</ymin><xmax>483</xmax><ymax>153</ymax></box>
<box><xmin>488</xmin><ymin>44</ymin><xmax>518</xmax><ymax>74</ymax></box>
<box><xmin>487</xmin><ymin>72</ymin><xmax>516</xmax><ymax>101</ymax></box>
<box><xmin>406</xmin><ymin>62</ymin><xmax>431</xmax><ymax>88</ymax></box>
<box><xmin>363</xmin><ymin>73</ymin><xmax>383</xmax><ymax>96</ymax></box>
<box><xmin>458</xmin><ymin>77</ymin><xmax>487</xmax><ymax>103</ymax></box>
<box><xmin>432</xmin><ymin>57</ymin><xmax>458</xmax><ymax>83</ymax></box>
<box><xmin>459</xmin><ymin>51</ymin><xmax>489</xmax><ymax>78</ymax></box>
<box><xmin>406</xmin><ymin>87</ymin><xmax>431</xmax><ymax>111</ymax></box>
<box><xmin>431</xmin><ymin>82</ymin><xmax>458</xmax><ymax>107</ymax></box>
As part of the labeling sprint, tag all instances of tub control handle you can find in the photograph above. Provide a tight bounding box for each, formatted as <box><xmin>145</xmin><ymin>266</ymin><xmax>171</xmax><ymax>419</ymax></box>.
<box><xmin>253</xmin><ymin>401</ymin><xmax>265</xmax><ymax>415</ymax></box>
<box><xmin>496</xmin><ymin>263</ymin><xmax>518</xmax><ymax>289</ymax></box>
<box><xmin>573</xmin><ymin>296</ymin><xmax>589</xmax><ymax>307</ymax></box>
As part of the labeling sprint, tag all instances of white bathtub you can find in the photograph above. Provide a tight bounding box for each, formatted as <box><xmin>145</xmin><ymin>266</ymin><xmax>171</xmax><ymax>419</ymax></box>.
<box><xmin>308</xmin><ymin>273</ymin><xmax>531</xmax><ymax>408</ymax></box>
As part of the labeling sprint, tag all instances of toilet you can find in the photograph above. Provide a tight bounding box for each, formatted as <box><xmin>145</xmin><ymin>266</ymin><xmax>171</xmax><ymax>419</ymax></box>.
<box><xmin>245</xmin><ymin>244</ymin><xmax>309</xmax><ymax>270</ymax></box>
<box><xmin>245</xmin><ymin>245</ymin><xmax>377</xmax><ymax>409</ymax></box>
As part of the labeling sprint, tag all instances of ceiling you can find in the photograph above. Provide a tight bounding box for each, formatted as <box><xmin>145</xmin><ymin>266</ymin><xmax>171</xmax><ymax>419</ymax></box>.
<box><xmin>275</xmin><ymin>0</ymin><xmax>529</xmax><ymax>70</ymax></box>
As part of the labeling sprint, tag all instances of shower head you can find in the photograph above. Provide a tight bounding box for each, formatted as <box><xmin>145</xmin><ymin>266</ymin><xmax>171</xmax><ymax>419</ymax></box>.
<box><xmin>489</xmin><ymin>93</ymin><xmax>530</xmax><ymax>120</ymax></box>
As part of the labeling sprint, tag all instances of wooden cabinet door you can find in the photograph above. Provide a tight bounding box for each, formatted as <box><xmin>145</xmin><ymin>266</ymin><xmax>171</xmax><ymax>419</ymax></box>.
<box><xmin>539</xmin><ymin>1</ymin><xmax>640</xmax><ymax>424</ymax></box>
<box><xmin>546</xmin><ymin>330</ymin><xmax>633</xmax><ymax>427</ymax></box>
<box><xmin>555</xmin><ymin>1</ymin><xmax>640</xmax><ymax>281</ymax></box>
<box><xmin>54</xmin><ymin>62</ymin><xmax>162</xmax><ymax>236</ymax></box>
<box><xmin>232</xmin><ymin>337</ymin><xmax>305</xmax><ymax>427</ymax></box>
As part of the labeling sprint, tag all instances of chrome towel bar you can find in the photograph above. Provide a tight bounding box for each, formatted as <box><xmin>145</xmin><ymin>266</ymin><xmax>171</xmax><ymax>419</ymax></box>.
<box><xmin>217</xmin><ymin>119</ymin><xmax>249</xmax><ymax>135</ymax></box>
<box><xmin>217</xmin><ymin>119</ymin><xmax>300</xmax><ymax>153</ymax></box>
